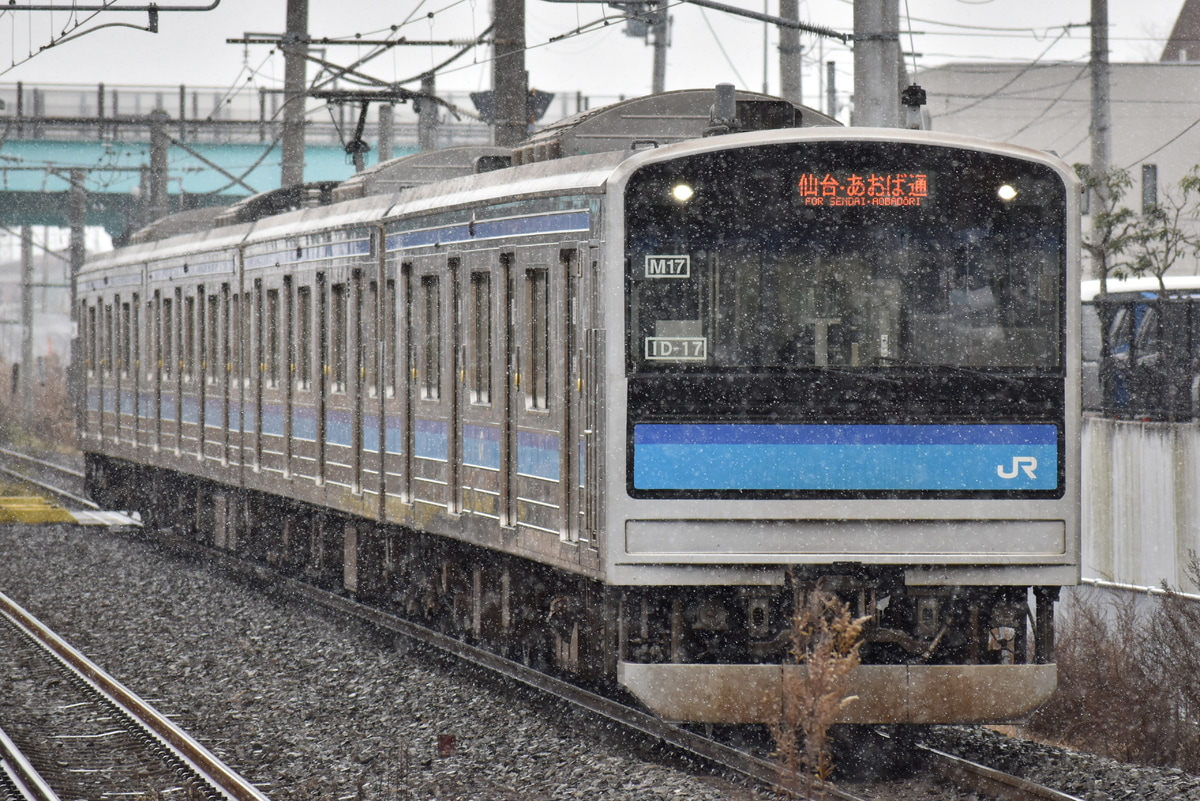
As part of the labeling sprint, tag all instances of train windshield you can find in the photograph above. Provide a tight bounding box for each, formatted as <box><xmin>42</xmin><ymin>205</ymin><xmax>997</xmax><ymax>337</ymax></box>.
<box><xmin>624</xmin><ymin>141</ymin><xmax>1066</xmax><ymax>373</ymax></box>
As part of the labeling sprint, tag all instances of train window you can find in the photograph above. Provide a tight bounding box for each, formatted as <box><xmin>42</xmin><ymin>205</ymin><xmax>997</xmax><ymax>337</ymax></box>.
<box><xmin>104</xmin><ymin>304</ymin><xmax>113</xmax><ymax>377</ymax></box>
<box><xmin>297</xmin><ymin>285</ymin><xmax>312</xmax><ymax>391</ymax></box>
<box><xmin>130</xmin><ymin>295</ymin><xmax>140</xmax><ymax>379</ymax></box>
<box><xmin>470</xmin><ymin>272</ymin><xmax>492</xmax><ymax>405</ymax></box>
<box><xmin>283</xmin><ymin>277</ymin><xmax>294</xmax><ymax>392</ymax></box>
<box><xmin>184</xmin><ymin>294</ymin><xmax>196</xmax><ymax>383</ymax></box>
<box><xmin>86</xmin><ymin>305</ymin><xmax>96</xmax><ymax>377</ymax></box>
<box><xmin>161</xmin><ymin>296</ymin><xmax>173</xmax><ymax>380</ymax></box>
<box><xmin>230</xmin><ymin>293</ymin><xmax>240</xmax><ymax>387</ymax></box>
<box><xmin>420</xmin><ymin>275</ymin><xmax>441</xmax><ymax>400</ymax></box>
<box><xmin>624</xmin><ymin>142</ymin><xmax>1066</xmax><ymax>373</ymax></box>
<box><xmin>331</xmin><ymin>282</ymin><xmax>348</xmax><ymax>393</ymax></box>
<box><xmin>145</xmin><ymin>299</ymin><xmax>155</xmax><ymax>383</ymax></box>
<box><xmin>242</xmin><ymin>291</ymin><xmax>252</xmax><ymax>388</ymax></box>
<box><xmin>207</xmin><ymin>294</ymin><xmax>219</xmax><ymax>384</ymax></box>
<box><xmin>366</xmin><ymin>280</ymin><xmax>379</xmax><ymax>397</ymax></box>
<box><xmin>527</xmin><ymin>268</ymin><xmax>549</xmax><ymax>410</ymax></box>
<box><xmin>384</xmin><ymin>279</ymin><xmax>397</xmax><ymax>398</ymax></box>
<box><xmin>267</xmin><ymin>288</ymin><xmax>280</xmax><ymax>389</ymax></box>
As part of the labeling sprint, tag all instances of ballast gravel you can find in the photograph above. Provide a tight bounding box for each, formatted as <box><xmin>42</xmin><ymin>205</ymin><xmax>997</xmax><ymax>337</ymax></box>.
<box><xmin>0</xmin><ymin>524</ymin><xmax>763</xmax><ymax>801</ymax></box>
<box><xmin>2</xmin><ymin>522</ymin><xmax>1199</xmax><ymax>800</ymax></box>
<box><xmin>925</xmin><ymin>725</ymin><xmax>1200</xmax><ymax>801</ymax></box>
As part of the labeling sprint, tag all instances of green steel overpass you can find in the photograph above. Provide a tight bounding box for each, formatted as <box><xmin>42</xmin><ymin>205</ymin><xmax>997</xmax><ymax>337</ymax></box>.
<box><xmin>0</xmin><ymin>82</ymin><xmax>495</xmax><ymax>242</ymax></box>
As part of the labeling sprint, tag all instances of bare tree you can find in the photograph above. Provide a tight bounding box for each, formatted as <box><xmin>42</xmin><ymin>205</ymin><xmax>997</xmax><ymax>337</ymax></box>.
<box><xmin>1131</xmin><ymin>167</ymin><xmax>1200</xmax><ymax>291</ymax></box>
<box><xmin>1077</xmin><ymin>165</ymin><xmax>1141</xmax><ymax>295</ymax></box>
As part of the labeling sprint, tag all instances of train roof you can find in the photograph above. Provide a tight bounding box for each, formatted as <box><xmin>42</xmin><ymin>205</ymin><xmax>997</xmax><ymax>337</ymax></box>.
<box><xmin>332</xmin><ymin>145</ymin><xmax>514</xmax><ymax>203</ymax></box>
<box><xmin>513</xmin><ymin>87</ymin><xmax>839</xmax><ymax>165</ymax></box>
<box><xmin>115</xmin><ymin>87</ymin><xmax>838</xmax><ymax>248</ymax></box>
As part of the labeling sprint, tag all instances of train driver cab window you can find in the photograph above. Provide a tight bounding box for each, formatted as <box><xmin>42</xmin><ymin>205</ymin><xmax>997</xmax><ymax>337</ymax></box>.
<box><xmin>624</xmin><ymin>142</ymin><xmax>1066</xmax><ymax>374</ymax></box>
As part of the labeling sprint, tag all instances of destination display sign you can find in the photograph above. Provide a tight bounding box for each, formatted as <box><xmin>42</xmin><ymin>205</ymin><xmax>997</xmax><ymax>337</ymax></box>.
<box><xmin>797</xmin><ymin>171</ymin><xmax>930</xmax><ymax>208</ymax></box>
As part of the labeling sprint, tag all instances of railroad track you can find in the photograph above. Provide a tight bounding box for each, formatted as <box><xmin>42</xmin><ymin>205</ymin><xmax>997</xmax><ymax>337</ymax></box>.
<box><xmin>0</xmin><ymin>448</ymin><xmax>92</xmax><ymax>510</ymax></box>
<box><xmin>147</xmin><ymin>525</ymin><xmax>1090</xmax><ymax>801</ymax></box>
<box><xmin>0</xmin><ymin>588</ymin><xmax>270</xmax><ymax>801</ymax></box>
<box><xmin>0</xmin><ymin>447</ymin><xmax>1086</xmax><ymax>801</ymax></box>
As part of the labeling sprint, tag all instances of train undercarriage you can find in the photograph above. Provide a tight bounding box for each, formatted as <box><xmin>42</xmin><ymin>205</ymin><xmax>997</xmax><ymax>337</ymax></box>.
<box><xmin>85</xmin><ymin>452</ymin><xmax>1060</xmax><ymax>726</ymax></box>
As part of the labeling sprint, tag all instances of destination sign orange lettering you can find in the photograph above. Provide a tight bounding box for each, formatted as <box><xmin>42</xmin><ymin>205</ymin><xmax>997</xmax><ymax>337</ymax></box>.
<box><xmin>797</xmin><ymin>172</ymin><xmax>930</xmax><ymax>208</ymax></box>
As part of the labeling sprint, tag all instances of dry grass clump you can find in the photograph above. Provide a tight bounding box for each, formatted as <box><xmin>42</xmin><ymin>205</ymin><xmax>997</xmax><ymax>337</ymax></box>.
<box><xmin>771</xmin><ymin>582</ymin><xmax>868</xmax><ymax>799</ymax></box>
<box><xmin>1028</xmin><ymin>554</ymin><xmax>1200</xmax><ymax>772</ymax></box>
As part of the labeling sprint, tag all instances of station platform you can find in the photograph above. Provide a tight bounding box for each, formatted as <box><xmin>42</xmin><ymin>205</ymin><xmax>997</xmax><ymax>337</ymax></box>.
<box><xmin>0</xmin><ymin>495</ymin><xmax>140</xmax><ymax>527</ymax></box>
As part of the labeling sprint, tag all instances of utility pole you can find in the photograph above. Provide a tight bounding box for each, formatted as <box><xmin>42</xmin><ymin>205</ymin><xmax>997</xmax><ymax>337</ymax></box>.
<box><xmin>826</xmin><ymin>60</ymin><xmax>837</xmax><ymax>118</ymax></box>
<box><xmin>779</xmin><ymin>0</ymin><xmax>802</xmax><ymax>105</ymax></box>
<box><xmin>852</xmin><ymin>0</ymin><xmax>901</xmax><ymax>127</ymax></box>
<box><xmin>148</xmin><ymin>110</ymin><xmax>170</xmax><ymax>223</ymax></box>
<box><xmin>492</xmin><ymin>0</ymin><xmax>527</xmax><ymax>147</ymax></box>
<box><xmin>1090</xmin><ymin>0</ymin><xmax>1112</xmax><ymax>278</ymax></box>
<box><xmin>651</xmin><ymin>0</ymin><xmax>668</xmax><ymax>94</ymax></box>
<box><xmin>281</xmin><ymin>0</ymin><xmax>309</xmax><ymax>187</ymax></box>
<box><xmin>418</xmin><ymin>73</ymin><xmax>438</xmax><ymax>151</ymax></box>
<box><xmin>20</xmin><ymin>226</ymin><xmax>33</xmax><ymax>416</ymax></box>
<box><xmin>69</xmin><ymin>170</ymin><xmax>86</xmax><ymax>421</ymax></box>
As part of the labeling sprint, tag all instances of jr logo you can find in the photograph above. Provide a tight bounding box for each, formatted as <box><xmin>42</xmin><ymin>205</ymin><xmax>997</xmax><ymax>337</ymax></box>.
<box><xmin>997</xmin><ymin>456</ymin><xmax>1038</xmax><ymax>480</ymax></box>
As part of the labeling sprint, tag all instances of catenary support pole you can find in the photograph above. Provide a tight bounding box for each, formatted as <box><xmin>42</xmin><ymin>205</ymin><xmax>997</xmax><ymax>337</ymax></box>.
<box><xmin>852</xmin><ymin>0</ymin><xmax>901</xmax><ymax>127</ymax></box>
<box><xmin>779</xmin><ymin>0</ymin><xmax>802</xmax><ymax>105</ymax></box>
<box><xmin>492</xmin><ymin>0</ymin><xmax>527</xmax><ymax>147</ymax></box>
<box><xmin>281</xmin><ymin>0</ymin><xmax>309</xmax><ymax>187</ymax></box>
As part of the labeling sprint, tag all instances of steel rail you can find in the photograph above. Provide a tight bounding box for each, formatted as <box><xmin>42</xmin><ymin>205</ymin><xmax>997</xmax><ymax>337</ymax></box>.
<box><xmin>0</xmin><ymin>448</ymin><xmax>84</xmax><ymax>481</ymax></box>
<box><xmin>0</xmin><ymin>725</ymin><xmax>60</xmax><ymax>801</ymax></box>
<box><xmin>0</xmin><ymin>590</ymin><xmax>270</xmax><ymax>801</ymax></box>
<box><xmin>920</xmin><ymin>745</ymin><xmax>1087</xmax><ymax>801</ymax></box>
<box><xmin>152</xmin><ymin>529</ymin><xmax>869</xmax><ymax>801</ymax></box>
<box><xmin>0</xmin><ymin>465</ymin><xmax>97</xmax><ymax>511</ymax></box>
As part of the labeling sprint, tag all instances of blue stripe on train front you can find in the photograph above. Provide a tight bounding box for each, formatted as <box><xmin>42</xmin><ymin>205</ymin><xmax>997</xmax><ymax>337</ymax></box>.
<box><xmin>633</xmin><ymin>423</ymin><xmax>1059</xmax><ymax>491</ymax></box>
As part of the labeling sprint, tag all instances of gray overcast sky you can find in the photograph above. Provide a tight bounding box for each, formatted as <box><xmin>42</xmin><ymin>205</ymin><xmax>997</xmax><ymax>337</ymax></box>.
<box><xmin>0</xmin><ymin>1</ymin><xmax>1185</xmax><ymax>114</ymax></box>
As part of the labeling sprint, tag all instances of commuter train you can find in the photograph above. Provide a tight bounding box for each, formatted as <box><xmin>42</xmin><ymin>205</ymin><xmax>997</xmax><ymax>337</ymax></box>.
<box><xmin>78</xmin><ymin>87</ymin><xmax>1081</xmax><ymax>726</ymax></box>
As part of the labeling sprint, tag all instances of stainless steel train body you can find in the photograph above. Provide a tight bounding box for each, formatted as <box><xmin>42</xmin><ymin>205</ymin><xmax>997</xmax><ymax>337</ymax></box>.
<box><xmin>78</xmin><ymin>90</ymin><xmax>1081</xmax><ymax>727</ymax></box>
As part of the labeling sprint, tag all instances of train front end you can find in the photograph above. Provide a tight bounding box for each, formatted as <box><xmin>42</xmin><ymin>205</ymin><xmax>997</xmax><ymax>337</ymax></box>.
<box><xmin>604</xmin><ymin>129</ymin><xmax>1080</xmax><ymax>724</ymax></box>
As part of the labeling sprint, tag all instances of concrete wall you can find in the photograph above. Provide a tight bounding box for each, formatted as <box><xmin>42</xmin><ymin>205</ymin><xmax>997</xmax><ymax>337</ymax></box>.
<box><xmin>1083</xmin><ymin>416</ymin><xmax>1200</xmax><ymax>592</ymax></box>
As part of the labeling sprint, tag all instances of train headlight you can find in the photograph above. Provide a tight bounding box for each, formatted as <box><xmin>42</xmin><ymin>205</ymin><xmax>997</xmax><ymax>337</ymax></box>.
<box><xmin>997</xmin><ymin>184</ymin><xmax>1018</xmax><ymax>202</ymax></box>
<box><xmin>671</xmin><ymin>183</ymin><xmax>695</xmax><ymax>202</ymax></box>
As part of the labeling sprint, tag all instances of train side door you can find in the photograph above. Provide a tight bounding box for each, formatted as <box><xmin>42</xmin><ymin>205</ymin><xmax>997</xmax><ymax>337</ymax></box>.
<box><xmin>457</xmin><ymin>248</ymin><xmax>507</xmax><ymax>527</ymax></box>
<box><xmin>408</xmin><ymin>253</ymin><xmax>459</xmax><ymax>514</ymax></box>
<box><xmin>359</xmin><ymin>258</ymin><xmax>386</xmax><ymax>504</ymax></box>
<box><xmin>381</xmin><ymin>260</ymin><xmax>411</xmax><ymax>512</ymax></box>
<box><xmin>510</xmin><ymin>243</ymin><xmax>570</xmax><ymax>540</ymax></box>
